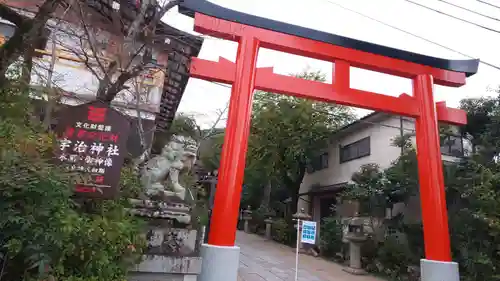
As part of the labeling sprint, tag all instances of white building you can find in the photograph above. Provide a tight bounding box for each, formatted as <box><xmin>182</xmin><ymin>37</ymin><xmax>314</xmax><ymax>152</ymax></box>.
<box><xmin>296</xmin><ymin>112</ymin><xmax>471</xmax><ymax>236</ymax></box>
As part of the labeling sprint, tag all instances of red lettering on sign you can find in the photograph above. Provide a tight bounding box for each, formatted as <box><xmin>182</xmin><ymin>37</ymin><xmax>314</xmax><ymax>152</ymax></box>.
<box><xmin>64</xmin><ymin>127</ymin><xmax>75</xmax><ymax>138</ymax></box>
<box><xmin>87</xmin><ymin>106</ymin><xmax>107</xmax><ymax>123</ymax></box>
<box><xmin>87</xmin><ymin>131</ymin><xmax>97</xmax><ymax>140</ymax></box>
<box><xmin>100</xmin><ymin>133</ymin><xmax>109</xmax><ymax>142</ymax></box>
<box><xmin>77</xmin><ymin>129</ymin><xmax>87</xmax><ymax>138</ymax></box>
<box><xmin>75</xmin><ymin>185</ymin><xmax>96</xmax><ymax>193</ymax></box>
<box><xmin>99</xmin><ymin>133</ymin><xmax>119</xmax><ymax>143</ymax></box>
<box><xmin>95</xmin><ymin>176</ymin><xmax>104</xmax><ymax>184</ymax></box>
<box><xmin>109</xmin><ymin>134</ymin><xmax>119</xmax><ymax>143</ymax></box>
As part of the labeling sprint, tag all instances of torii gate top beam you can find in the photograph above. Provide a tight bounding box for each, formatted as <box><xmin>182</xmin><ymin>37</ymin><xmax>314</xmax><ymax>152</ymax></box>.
<box><xmin>179</xmin><ymin>0</ymin><xmax>479</xmax><ymax>87</ymax></box>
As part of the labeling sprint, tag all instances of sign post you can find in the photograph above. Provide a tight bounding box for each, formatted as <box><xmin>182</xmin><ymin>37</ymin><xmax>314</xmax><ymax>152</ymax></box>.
<box><xmin>295</xmin><ymin>220</ymin><xmax>317</xmax><ymax>281</ymax></box>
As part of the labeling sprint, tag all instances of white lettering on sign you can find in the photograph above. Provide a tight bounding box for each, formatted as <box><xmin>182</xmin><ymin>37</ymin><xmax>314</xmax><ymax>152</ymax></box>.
<box><xmin>59</xmin><ymin>138</ymin><xmax>72</xmax><ymax>152</ymax></box>
<box><xmin>300</xmin><ymin>220</ymin><xmax>317</xmax><ymax>245</ymax></box>
<box><xmin>73</xmin><ymin>141</ymin><xmax>88</xmax><ymax>153</ymax></box>
<box><xmin>106</xmin><ymin>144</ymin><xmax>119</xmax><ymax>157</ymax></box>
<box><xmin>89</xmin><ymin>142</ymin><xmax>105</xmax><ymax>156</ymax></box>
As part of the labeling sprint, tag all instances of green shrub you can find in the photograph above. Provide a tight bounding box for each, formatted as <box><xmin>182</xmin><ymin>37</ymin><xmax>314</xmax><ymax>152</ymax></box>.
<box><xmin>271</xmin><ymin>218</ymin><xmax>297</xmax><ymax>246</ymax></box>
<box><xmin>0</xmin><ymin>83</ymin><xmax>145</xmax><ymax>281</ymax></box>
<box><xmin>373</xmin><ymin>233</ymin><xmax>414</xmax><ymax>281</ymax></box>
<box><xmin>250</xmin><ymin>206</ymin><xmax>276</xmax><ymax>235</ymax></box>
<box><xmin>271</xmin><ymin>218</ymin><xmax>289</xmax><ymax>244</ymax></box>
<box><xmin>319</xmin><ymin>217</ymin><xmax>343</xmax><ymax>258</ymax></box>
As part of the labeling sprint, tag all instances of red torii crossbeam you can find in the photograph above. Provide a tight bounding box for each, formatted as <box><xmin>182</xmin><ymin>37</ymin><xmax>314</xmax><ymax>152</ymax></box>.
<box><xmin>179</xmin><ymin>1</ymin><xmax>478</xmax><ymax>280</ymax></box>
<box><xmin>191</xmin><ymin>56</ymin><xmax>467</xmax><ymax>125</ymax></box>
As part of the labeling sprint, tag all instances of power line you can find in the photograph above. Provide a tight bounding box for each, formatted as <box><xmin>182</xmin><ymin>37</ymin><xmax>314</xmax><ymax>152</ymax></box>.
<box><xmin>319</xmin><ymin>0</ymin><xmax>500</xmax><ymax>71</ymax></box>
<box><xmin>207</xmin><ymin>81</ymin><xmax>416</xmax><ymax>133</ymax></box>
<box><xmin>403</xmin><ymin>0</ymin><xmax>500</xmax><ymax>34</ymax></box>
<box><xmin>478</xmin><ymin>0</ymin><xmax>500</xmax><ymax>10</ymax></box>
<box><xmin>436</xmin><ymin>0</ymin><xmax>500</xmax><ymax>22</ymax></box>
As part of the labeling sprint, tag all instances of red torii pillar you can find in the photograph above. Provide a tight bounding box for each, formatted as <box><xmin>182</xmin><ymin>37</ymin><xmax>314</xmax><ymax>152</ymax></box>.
<box><xmin>188</xmin><ymin>10</ymin><xmax>473</xmax><ymax>281</ymax></box>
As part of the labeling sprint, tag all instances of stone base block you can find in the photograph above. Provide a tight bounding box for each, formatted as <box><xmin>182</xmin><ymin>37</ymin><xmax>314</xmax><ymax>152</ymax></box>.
<box><xmin>421</xmin><ymin>259</ymin><xmax>459</xmax><ymax>281</ymax></box>
<box><xmin>342</xmin><ymin>267</ymin><xmax>367</xmax><ymax>275</ymax></box>
<box><xmin>146</xmin><ymin>228</ymin><xmax>199</xmax><ymax>256</ymax></box>
<box><xmin>129</xmin><ymin>272</ymin><xmax>198</xmax><ymax>281</ymax></box>
<box><xmin>129</xmin><ymin>256</ymin><xmax>202</xmax><ymax>281</ymax></box>
<box><xmin>199</xmin><ymin>244</ymin><xmax>240</xmax><ymax>281</ymax></box>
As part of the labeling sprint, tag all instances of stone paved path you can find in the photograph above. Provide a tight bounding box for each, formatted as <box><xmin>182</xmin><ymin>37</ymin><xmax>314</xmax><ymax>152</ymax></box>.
<box><xmin>235</xmin><ymin>231</ymin><xmax>385</xmax><ymax>281</ymax></box>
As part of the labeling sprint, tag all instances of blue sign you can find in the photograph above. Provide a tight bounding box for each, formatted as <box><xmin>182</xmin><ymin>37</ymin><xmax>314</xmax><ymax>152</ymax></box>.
<box><xmin>300</xmin><ymin>220</ymin><xmax>317</xmax><ymax>244</ymax></box>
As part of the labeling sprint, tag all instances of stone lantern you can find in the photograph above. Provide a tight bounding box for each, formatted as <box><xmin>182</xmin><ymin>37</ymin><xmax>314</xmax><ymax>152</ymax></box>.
<box><xmin>343</xmin><ymin>215</ymin><xmax>368</xmax><ymax>275</ymax></box>
<box><xmin>242</xmin><ymin>206</ymin><xmax>253</xmax><ymax>233</ymax></box>
<box><xmin>264</xmin><ymin>217</ymin><xmax>273</xmax><ymax>240</ymax></box>
<box><xmin>292</xmin><ymin>208</ymin><xmax>318</xmax><ymax>256</ymax></box>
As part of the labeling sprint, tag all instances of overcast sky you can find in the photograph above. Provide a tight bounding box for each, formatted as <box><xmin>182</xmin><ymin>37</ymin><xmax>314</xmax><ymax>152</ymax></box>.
<box><xmin>162</xmin><ymin>0</ymin><xmax>500</xmax><ymax>129</ymax></box>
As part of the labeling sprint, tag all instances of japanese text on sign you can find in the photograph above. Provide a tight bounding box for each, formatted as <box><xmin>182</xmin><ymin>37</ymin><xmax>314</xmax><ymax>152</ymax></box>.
<box><xmin>54</xmin><ymin>101</ymin><xmax>131</xmax><ymax>199</ymax></box>
<box><xmin>300</xmin><ymin>220</ymin><xmax>317</xmax><ymax>245</ymax></box>
<box><xmin>56</xmin><ymin>106</ymin><xmax>122</xmax><ymax>191</ymax></box>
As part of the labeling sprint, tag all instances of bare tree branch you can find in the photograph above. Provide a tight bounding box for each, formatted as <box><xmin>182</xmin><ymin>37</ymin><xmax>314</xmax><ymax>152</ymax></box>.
<box><xmin>74</xmin><ymin>2</ymin><xmax>111</xmax><ymax>81</ymax></box>
<box><xmin>203</xmin><ymin>102</ymin><xmax>229</xmax><ymax>139</ymax></box>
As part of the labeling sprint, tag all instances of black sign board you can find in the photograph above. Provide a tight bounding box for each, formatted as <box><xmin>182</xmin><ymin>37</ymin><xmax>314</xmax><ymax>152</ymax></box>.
<box><xmin>55</xmin><ymin>101</ymin><xmax>131</xmax><ymax>199</ymax></box>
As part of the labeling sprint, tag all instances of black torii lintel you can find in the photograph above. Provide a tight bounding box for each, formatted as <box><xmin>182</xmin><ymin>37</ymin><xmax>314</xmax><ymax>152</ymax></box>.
<box><xmin>179</xmin><ymin>0</ymin><xmax>479</xmax><ymax>77</ymax></box>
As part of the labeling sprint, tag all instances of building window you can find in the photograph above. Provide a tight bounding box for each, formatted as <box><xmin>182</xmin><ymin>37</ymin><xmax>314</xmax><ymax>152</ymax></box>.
<box><xmin>306</xmin><ymin>152</ymin><xmax>329</xmax><ymax>173</ymax></box>
<box><xmin>441</xmin><ymin>135</ymin><xmax>467</xmax><ymax>158</ymax></box>
<box><xmin>340</xmin><ymin>137</ymin><xmax>370</xmax><ymax>163</ymax></box>
<box><xmin>319</xmin><ymin>152</ymin><xmax>329</xmax><ymax>170</ymax></box>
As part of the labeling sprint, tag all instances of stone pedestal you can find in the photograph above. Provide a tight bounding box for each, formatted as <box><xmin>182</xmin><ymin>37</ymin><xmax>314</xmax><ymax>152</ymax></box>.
<box><xmin>264</xmin><ymin>218</ymin><xmax>273</xmax><ymax>240</ymax></box>
<box><xmin>343</xmin><ymin>216</ymin><xmax>367</xmax><ymax>275</ymax></box>
<box><xmin>128</xmin><ymin>199</ymin><xmax>203</xmax><ymax>281</ymax></box>
<box><xmin>342</xmin><ymin>241</ymin><xmax>366</xmax><ymax>275</ymax></box>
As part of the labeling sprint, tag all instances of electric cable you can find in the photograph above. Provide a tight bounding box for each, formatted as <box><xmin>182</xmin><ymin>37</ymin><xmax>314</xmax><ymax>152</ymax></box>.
<box><xmin>319</xmin><ymin>0</ymin><xmax>500</xmax><ymax>71</ymax></box>
<box><xmin>478</xmin><ymin>0</ymin><xmax>500</xmax><ymax>10</ymax></box>
<box><xmin>403</xmin><ymin>0</ymin><xmax>500</xmax><ymax>34</ymax></box>
<box><xmin>435</xmin><ymin>0</ymin><xmax>500</xmax><ymax>22</ymax></box>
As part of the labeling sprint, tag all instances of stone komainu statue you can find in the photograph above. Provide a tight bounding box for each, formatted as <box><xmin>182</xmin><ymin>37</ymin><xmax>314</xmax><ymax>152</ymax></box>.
<box><xmin>141</xmin><ymin>135</ymin><xmax>199</xmax><ymax>201</ymax></box>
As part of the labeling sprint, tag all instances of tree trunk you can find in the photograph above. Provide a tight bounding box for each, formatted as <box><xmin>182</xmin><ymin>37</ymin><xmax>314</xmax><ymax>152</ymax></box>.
<box><xmin>284</xmin><ymin>163</ymin><xmax>306</xmax><ymax>218</ymax></box>
<box><xmin>0</xmin><ymin>0</ymin><xmax>62</xmax><ymax>84</ymax></box>
<box><xmin>260</xmin><ymin>182</ymin><xmax>272</xmax><ymax>209</ymax></box>
<box><xmin>20</xmin><ymin>46</ymin><xmax>33</xmax><ymax>87</ymax></box>
<box><xmin>42</xmin><ymin>33</ymin><xmax>58</xmax><ymax>130</ymax></box>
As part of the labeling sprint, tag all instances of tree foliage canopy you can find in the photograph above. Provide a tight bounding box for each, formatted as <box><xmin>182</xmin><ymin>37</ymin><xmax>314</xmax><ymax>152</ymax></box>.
<box><xmin>245</xmin><ymin>70</ymin><xmax>355</xmax><ymax>212</ymax></box>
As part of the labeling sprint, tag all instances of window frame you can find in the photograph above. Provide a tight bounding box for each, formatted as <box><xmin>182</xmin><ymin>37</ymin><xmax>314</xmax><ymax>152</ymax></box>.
<box><xmin>306</xmin><ymin>152</ymin><xmax>329</xmax><ymax>173</ymax></box>
<box><xmin>319</xmin><ymin>152</ymin><xmax>329</xmax><ymax>170</ymax></box>
<box><xmin>339</xmin><ymin>137</ymin><xmax>371</xmax><ymax>163</ymax></box>
<box><xmin>440</xmin><ymin>134</ymin><xmax>466</xmax><ymax>158</ymax></box>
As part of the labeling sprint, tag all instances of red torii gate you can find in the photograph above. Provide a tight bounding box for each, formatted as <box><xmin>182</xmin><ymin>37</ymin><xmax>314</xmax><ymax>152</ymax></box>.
<box><xmin>179</xmin><ymin>1</ymin><xmax>479</xmax><ymax>281</ymax></box>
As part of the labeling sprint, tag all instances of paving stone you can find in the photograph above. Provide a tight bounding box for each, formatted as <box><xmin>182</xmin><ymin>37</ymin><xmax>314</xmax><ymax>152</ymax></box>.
<box><xmin>235</xmin><ymin>231</ymin><xmax>386</xmax><ymax>281</ymax></box>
